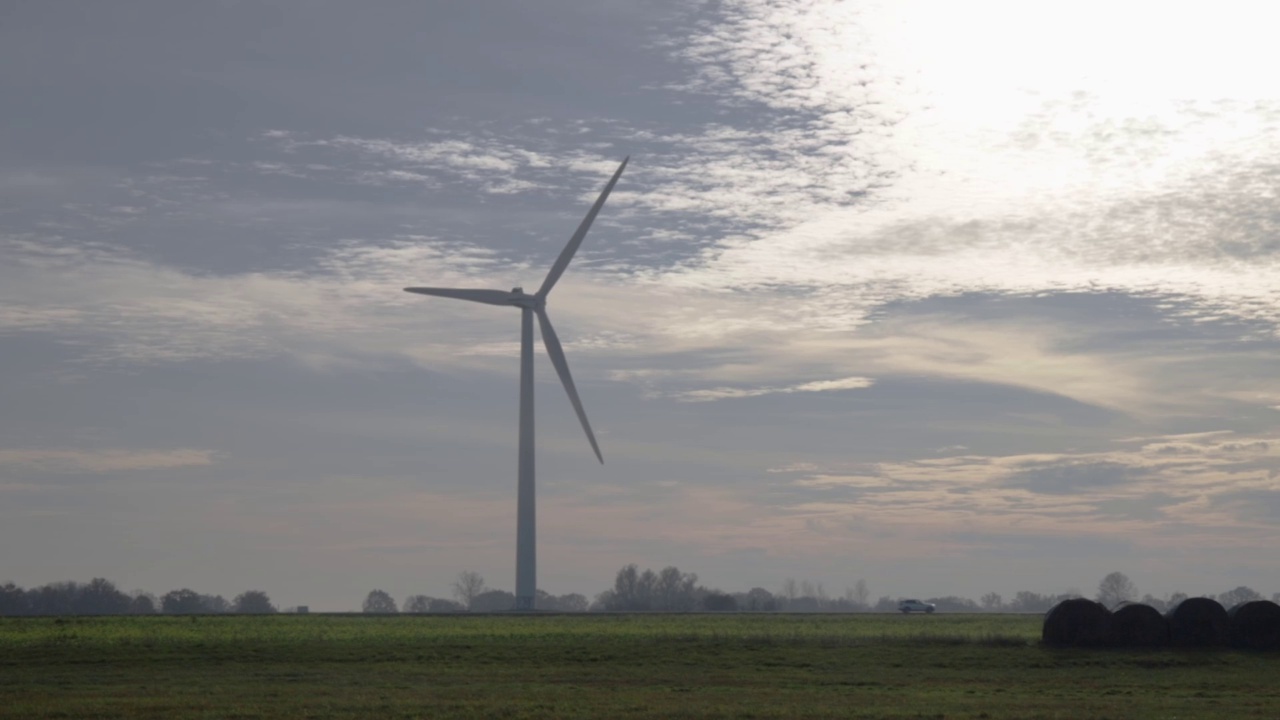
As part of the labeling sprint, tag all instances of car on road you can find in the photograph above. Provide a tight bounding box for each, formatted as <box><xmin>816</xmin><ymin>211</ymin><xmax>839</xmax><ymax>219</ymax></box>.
<box><xmin>898</xmin><ymin>598</ymin><xmax>935</xmax><ymax>614</ymax></box>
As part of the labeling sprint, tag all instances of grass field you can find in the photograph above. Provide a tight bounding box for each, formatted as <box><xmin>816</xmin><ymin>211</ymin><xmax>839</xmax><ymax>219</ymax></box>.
<box><xmin>3</xmin><ymin>613</ymin><xmax>1278</xmax><ymax>719</ymax></box>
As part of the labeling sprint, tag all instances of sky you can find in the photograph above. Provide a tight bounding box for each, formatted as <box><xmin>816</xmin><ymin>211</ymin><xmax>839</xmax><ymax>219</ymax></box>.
<box><xmin>3</xmin><ymin>0</ymin><xmax>1280</xmax><ymax>611</ymax></box>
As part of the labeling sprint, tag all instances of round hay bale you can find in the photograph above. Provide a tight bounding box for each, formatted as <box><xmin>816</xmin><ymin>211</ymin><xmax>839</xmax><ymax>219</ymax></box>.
<box><xmin>1042</xmin><ymin>598</ymin><xmax>1111</xmax><ymax>647</ymax></box>
<box><xmin>1109</xmin><ymin>602</ymin><xmax>1168</xmax><ymax>648</ymax></box>
<box><xmin>1228</xmin><ymin>600</ymin><xmax>1280</xmax><ymax>651</ymax></box>
<box><xmin>1165</xmin><ymin>597</ymin><xmax>1229</xmax><ymax>647</ymax></box>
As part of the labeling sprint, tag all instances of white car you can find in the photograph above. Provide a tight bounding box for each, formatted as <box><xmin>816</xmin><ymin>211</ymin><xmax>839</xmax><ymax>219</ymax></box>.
<box><xmin>898</xmin><ymin>599</ymin><xmax>935</xmax><ymax>614</ymax></box>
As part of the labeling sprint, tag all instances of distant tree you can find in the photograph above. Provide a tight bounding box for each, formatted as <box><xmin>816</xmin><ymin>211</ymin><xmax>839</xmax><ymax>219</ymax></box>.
<box><xmin>927</xmin><ymin>596</ymin><xmax>979</xmax><ymax>613</ymax></box>
<box><xmin>1008</xmin><ymin>591</ymin><xmax>1052</xmax><ymax>613</ymax></box>
<box><xmin>608</xmin><ymin>564</ymin><xmax>656</xmax><ymax>611</ymax></box>
<box><xmin>980</xmin><ymin>592</ymin><xmax>1004</xmax><ymax>611</ymax></box>
<box><xmin>652</xmin><ymin>567</ymin><xmax>698</xmax><ymax>611</ymax></box>
<box><xmin>781</xmin><ymin>578</ymin><xmax>799</xmax><ymax>603</ymax></box>
<box><xmin>0</xmin><ymin>582</ymin><xmax>30</xmax><ymax>615</ymax></box>
<box><xmin>589</xmin><ymin>590</ymin><xmax>615</xmax><ymax>612</ymax></box>
<box><xmin>741</xmin><ymin>587</ymin><xmax>777</xmax><ymax>612</ymax></box>
<box><xmin>825</xmin><ymin>596</ymin><xmax>858</xmax><ymax>613</ymax></box>
<box><xmin>233</xmin><ymin>590</ymin><xmax>277</xmax><ymax>614</ymax></box>
<box><xmin>852</xmin><ymin>579</ymin><xmax>870</xmax><ymax>608</ymax></box>
<box><xmin>1167</xmin><ymin>592</ymin><xmax>1188</xmax><ymax>608</ymax></box>
<box><xmin>28</xmin><ymin>582</ymin><xmax>78</xmax><ymax>615</ymax></box>
<box><xmin>452</xmin><ymin>571</ymin><xmax>486</xmax><ymax>610</ymax></box>
<box><xmin>788</xmin><ymin>596</ymin><xmax>821</xmax><ymax>612</ymax></box>
<box><xmin>469</xmin><ymin>589</ymin><xmax>515</xmax><ymax>612</ymax></box>
<box><xmin>428</xmin><ymin>598</ymin><xmax>465</xmax><ymax>613</ymax></box>
<box><xmin>200</xmin><ymin>594</ymin><xmax>231</xmax><ymax>613</ymax></box>
<box><xmin>161</xmin><ymin>588</ymin><xmax>205</xmax><ymax>614</ymax></box>
<box><xmin>129</xmin><ymin>592</ymin><xmax>158</xmax><ymax>615</ymax></box>
<box><xmin>403</xmin><ymin>595</ymin><xmax>433</xmax><ymax>613</ymax></box>
<box><xmin>1096</xmin><ymin>572</ymin><xmax>1136</xmax><ymax>608</ymax></box>
<box><xmin>362</xmin><ymin>589</ymin><xmax>398</xmax><ymax>613</ymax></box>
<box><xmin>873</xmin><ymin>596</ymin><xmax>898</xmax><ymax>613</ymax></box>
<box><xmin>534</xmin><ymin>590</ymin><xmax>589</xmax><ymax>612</ymax></box>
<box><xmin>637</xmin><ymin>569</ymin><xmax>657</xmax><ymax>609</ymax></box>
<box><xmin>555</xmin><ymin>593</ymin><xmax>589</xmax><ymax>613</ymax></box>
<box><xmin>72</xmin><ymin>578</ymin><xmax>131</xmax><ymax>614</ymax></box>
<box><xmin>1219</xmin><ymin>586</ymin><xmax>1263</xmax><ymax>608</ymax></box>
<box><xmin>701</xmin><ymin>590</ymin><xmax>738</xmax><ymax>612</ymax></box>
<box><xmin>1139</xmin><ymin>594</ymin><xmax>1166</xmax><ymax>613</ymax></box>
<box><xmin>800</xmin><ymin>580</ymin><xmax>816</xmax><ymax>601</ymax></box>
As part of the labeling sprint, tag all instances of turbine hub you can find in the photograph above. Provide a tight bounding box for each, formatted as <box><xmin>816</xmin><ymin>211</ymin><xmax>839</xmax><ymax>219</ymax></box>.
<box><xmin>508</xmin><ymin>287</ymin><xmax>542</xmax><ymax>309</ymax></box>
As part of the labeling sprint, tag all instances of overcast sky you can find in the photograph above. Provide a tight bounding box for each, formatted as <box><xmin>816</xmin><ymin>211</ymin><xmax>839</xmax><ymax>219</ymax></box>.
<box><xmin>4</xmin><ymin>1</ymin><xmax>1280</xmax><ymax>610</ymax></box>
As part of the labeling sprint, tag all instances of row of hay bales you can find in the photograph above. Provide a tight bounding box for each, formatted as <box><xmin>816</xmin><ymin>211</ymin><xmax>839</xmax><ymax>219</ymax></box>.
<box><xmin>1042</xmin><ymin>597</ymin><xmax>1280</xmax><ymax>649</ymax></box>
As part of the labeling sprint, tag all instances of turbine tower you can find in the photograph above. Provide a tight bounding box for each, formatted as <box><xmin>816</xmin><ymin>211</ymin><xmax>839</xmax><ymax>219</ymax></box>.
<box><xmin>405</xmin><ymin>157</ymin><xmax>628</xmax><ymax>610</ymax></box>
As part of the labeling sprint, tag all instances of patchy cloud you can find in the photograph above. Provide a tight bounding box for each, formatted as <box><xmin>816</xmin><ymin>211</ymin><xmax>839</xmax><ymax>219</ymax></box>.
<box><xmin>675</xmin><ymin>376</ymin><xmax>873</xmax><ymax>402</ymax></box>
<box><xmin>0</xmin><ymin>448</ymin><xmax>214</xmax><ymax>473</ymax></box>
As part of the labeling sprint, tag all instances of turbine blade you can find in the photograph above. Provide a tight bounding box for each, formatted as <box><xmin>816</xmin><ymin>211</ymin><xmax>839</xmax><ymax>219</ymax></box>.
<box><xmin>536</xmin><ymin>156</ymin><xmax>629</xmax><ymax>299</ymax></box>
<box><xmin>403</xmin><ymin>287</ymin><xmax>514</xmax><ymax>306</ymax></box>
<box><xmin>536</xmin><ymin>308</ymin><xmax>603</xmax><ymax>464</ymax></box>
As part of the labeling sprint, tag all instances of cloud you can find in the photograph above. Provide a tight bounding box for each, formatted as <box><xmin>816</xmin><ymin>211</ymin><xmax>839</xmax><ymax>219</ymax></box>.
<box><xmin>1003</xmin><ymin>461</ymin><xmax>1146</xmax><ymax>495</ymax></box>
<box><xmin>674</xmin><ymin>375</ymin><xmax>872</xmax><ymax>402</ymax></box>
<box><xmin>646</xmin><ymin>0</ymin><xmax>1280</xmax><ymax>335</ymax></box>
<box><xmin>776</xmin><ymin>429</ymin><xmax>1280</xmax><ymax>546</ymax></box>
<box><xmin>0</xmin><ymin>448</ymin><xmax>214</xmax><ymax>473</ymax></box>
<box><xmin>7</xmin><ymin>0</ymin><xmax>1280</xmax><ymax>433</ymax></box>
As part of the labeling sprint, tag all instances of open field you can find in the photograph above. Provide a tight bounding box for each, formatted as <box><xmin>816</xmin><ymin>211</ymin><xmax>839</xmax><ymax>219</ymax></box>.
<box><xmin>3</xmin><ymin>613</ymin><xmax>1278</xmax><ymax>719</ymax></box>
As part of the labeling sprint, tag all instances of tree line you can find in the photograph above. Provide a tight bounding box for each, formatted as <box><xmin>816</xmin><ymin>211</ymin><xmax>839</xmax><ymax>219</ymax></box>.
<box><xmin>4</xmin><ymin>568</ymin><xmax>1278</xmax><ymax>615</ymax></box>
<box><xmin>361</xmin><ymin>568</ymin><xmax>1280</xmax><ymax>614</ymax></box>
<box><xmin>0</xmin><ymin>578</ymin><xmax>280</xmax><ymax>615</ymax></box>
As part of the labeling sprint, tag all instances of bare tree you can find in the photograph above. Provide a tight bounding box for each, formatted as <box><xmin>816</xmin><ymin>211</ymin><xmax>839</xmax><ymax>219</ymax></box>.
<box><xmin>980</xmin><ymin>592</ymin><xmax>1003</xmax><ymax>611</ymax></box>
<box><xmin>1096</xmin><ymin>571</ymin><xmax>1137</xmax><ymax>608</ymax></box>
<box><xmin>781</xmin><ymin>578</ymin><xmax>798</xmax><ymax>602</ymax></box>
<box><xmin>799</xmin><ymin>580</ymin><xmax>816</xmax><ymax>599</ymax></box>
<box><xmin>852</xmin><ymin>579</ymin><xmax>869</xmax><ymax>608</ymax></box>
<box><xmin>451</xmin><ymin>571</ymin><xmax>486</xmax><ymax>610</ymax></box>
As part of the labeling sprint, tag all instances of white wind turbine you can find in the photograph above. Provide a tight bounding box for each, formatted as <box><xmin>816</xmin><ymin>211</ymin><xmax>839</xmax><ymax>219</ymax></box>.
<box><xmin>405</xmin><ymin>157</ymin><xmax>628</xmax><ymax>610</ymax></box>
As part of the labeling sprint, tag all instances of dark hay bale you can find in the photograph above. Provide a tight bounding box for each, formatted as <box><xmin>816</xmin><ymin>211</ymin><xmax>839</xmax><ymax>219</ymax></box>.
<box><xmin>1042</xmin><ymin>598</ymin><xmax>1111</xmax><ymax>647</ymax></box>
<box><xmin>1166</xmin><ymin>597</ymin><xmax>1229</xmax><ymax>647</ymax></box>
<box><xmin>1109</xmin><ymin>602</ymin><xmax>1168</xmax><ymax>648</ymax></box>
<box><xmin>1228</xmin><ymin>600</ymin><xmax>1280</xmax><ymax>650</ymax></box>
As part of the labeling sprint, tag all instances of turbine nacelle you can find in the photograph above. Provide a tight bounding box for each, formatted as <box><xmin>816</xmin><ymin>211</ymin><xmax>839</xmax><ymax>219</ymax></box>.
<box><xmin>509</xmin><ymin>288</ymin><xmax>542</xmax><ymax>310</ymax></box>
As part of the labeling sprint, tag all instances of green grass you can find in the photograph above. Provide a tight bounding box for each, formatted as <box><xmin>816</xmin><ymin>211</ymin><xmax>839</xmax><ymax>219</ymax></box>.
<box><xmin>2</xmin><ymin>613</ymin><xmax>1278</xmax><ymax>719</ymax></box>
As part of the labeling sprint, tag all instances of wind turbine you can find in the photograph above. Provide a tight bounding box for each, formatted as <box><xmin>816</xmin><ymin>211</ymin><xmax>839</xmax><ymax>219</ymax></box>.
<box><xmin>405</xmin><ymin>157</ymin><xmax>628</xmax><ymax>610</ymax></box>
